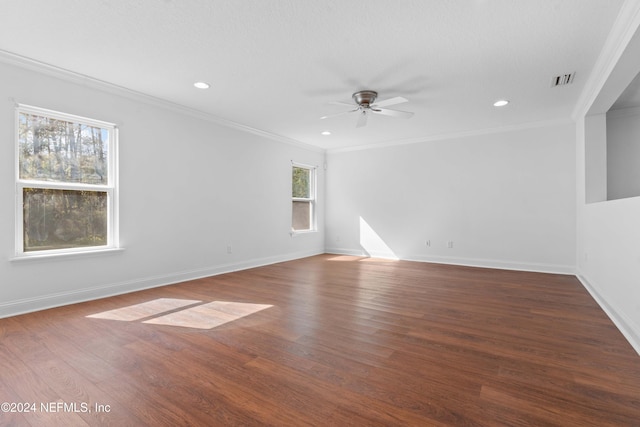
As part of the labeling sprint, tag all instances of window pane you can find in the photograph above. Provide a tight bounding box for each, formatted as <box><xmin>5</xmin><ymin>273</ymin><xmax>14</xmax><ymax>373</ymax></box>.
<box><xmin>292</xmin><ymin>201</ymin><xmax>311</xmax><ymax>231</ymax></box>
<box><xmin>23</xmin><ymin>188</ymin><xmax>108</xmax><ymax>252</ymax></box>
<box><xmin>18</xmin><ymin>112</ymin><xmax>109</xmax><ymax>185</ymax></box>
<box><xmin>292</xmin><ymin>166</ymin><xmax>310</xmax><ymax>198</ymax></box>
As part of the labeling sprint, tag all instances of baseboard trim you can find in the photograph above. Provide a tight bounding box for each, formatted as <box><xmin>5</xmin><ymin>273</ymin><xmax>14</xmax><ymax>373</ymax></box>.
<box><xmin>324</xmin><ymin>247</ymin><xmax>575</xmax><ymax>275</ymax></box>
<box><xmin>576</xmin><ymin>271</ymin><xmax>640</xmax><ymax>356</ymax></box>
<box><xmin>0</xmin><ymin>249</ymin><xmax>323</xmax><ymax>319</ymax></box>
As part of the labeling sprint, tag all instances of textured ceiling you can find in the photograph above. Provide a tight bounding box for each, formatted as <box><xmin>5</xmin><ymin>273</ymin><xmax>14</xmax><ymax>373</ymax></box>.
<box><xmin>0</xmin><ymin>0</ymin><xmax>625</xmax><ymax>150</ymax></box>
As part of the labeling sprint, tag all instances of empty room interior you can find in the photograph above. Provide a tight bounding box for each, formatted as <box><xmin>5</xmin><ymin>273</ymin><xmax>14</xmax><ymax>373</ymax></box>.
<box><xmin>2</xmin><ymin>1</ymin><xmax>640</xmax><ymax>425</ymax></box>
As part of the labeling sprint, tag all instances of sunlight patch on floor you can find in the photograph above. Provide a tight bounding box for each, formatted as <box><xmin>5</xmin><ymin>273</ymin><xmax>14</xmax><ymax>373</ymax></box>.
<box><xmin>326</xmin><ymin>255</ymin><xmax>398</xmax><ymax>263</ymax></box>
<box><xmin>87</xmin><ymin>298</ymin><xmax>201</xmax><ymax>321</ymax></box>
<box><xmin>326</xmin><ymin>255</ymin><xmax>364</xmax><ymax>262</ymax></box>
<box><xmin>359</xmin><ymin>257</ymin><xmax>398</xmax><ymax>263</ymax></box>
<box><xmin>87</xmin><ymin>299</ymin><xmax>273</xmax><ymax>330</ymax></box>
<box><xmin>143</xmin><ymin>301</ymin><xmax>273</xmax><ymax>329</ymax></box>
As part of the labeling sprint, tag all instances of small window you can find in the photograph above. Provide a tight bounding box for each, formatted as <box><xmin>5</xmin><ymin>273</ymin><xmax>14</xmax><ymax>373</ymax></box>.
<box><xmin>15</xmin><ymin>105</ymin><xmax>118</xmax><ymax>256</ymax></box>
<box><xmin>292</xmin><ymin>163</ymin><xmax>316</xmax><ymax>232</ymax></box>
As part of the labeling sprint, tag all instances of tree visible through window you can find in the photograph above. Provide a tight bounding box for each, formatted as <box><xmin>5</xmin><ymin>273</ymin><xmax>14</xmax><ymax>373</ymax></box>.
<box><xmin>16</xmin><ymin>105</ymin><xmax>118</xmax><ymax>255</ymax></box>
<box><xmin>292</xmin><ymin>164</ymin><xmax>316</xmax><ymax>232</ymax></box>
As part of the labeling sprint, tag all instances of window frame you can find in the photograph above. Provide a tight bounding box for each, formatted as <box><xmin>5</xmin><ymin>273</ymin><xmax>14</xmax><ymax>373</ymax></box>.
<box><xmin>291</xmin><ymin>162</ymin><xmax>317</xmax><ymax>234</ymax></box>
<box><xmin>14</xmin><ymin>104</ymin><xmax>119</xmax><ymax>259</ymax></box>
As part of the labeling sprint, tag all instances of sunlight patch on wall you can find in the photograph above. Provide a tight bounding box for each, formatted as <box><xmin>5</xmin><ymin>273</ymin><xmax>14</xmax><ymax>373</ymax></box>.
<box><xmin>359</xmin><ymin>216</ymin><xmax>398</xmax><ymax>260</ymax></box>
<box><xmin>87</xmin><ymin>298</ymin><xmax>273</xmax><ymax>330</ymax></box>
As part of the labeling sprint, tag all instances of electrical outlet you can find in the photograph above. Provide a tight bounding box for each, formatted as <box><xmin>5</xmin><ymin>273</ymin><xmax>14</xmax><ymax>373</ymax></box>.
<box><xmin>447</xmin><ymin>241</ymin><xmax>454</xmax><ymax>249</ymax></box>
<box><xmin>227</xmin><ymin>244</ymin><xmax>232</xmax><ymax>254</ymax></box>
<box><xmin>425</xmin><ymin>240</ymin><xmax>431</xmax><ymax>247</ymax></box>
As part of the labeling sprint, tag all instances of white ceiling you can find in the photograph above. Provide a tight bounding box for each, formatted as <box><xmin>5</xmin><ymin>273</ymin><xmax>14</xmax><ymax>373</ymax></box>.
<box><xmin>0</xmin><ymin>0</ymin><xmax>625</xmax><ymax>150</ymax></box>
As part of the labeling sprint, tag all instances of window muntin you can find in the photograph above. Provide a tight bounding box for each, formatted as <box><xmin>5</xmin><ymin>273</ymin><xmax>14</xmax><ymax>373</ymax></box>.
<box><xmin>16</xmin><ymin>105</ymin><xmax>117</xmax><ymax>256</ymax></box>
<box><xmin>292</xmin><ymin>164</ymin><xmax>316</xmax><ymax>232</ymax></box>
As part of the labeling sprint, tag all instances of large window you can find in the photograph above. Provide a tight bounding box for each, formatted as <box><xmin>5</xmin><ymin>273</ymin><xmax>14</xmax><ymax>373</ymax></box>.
<box><xmin>15</xmin><ymin>105</ymin><xmax>118</xmax><ymax>256</ymax></box>
<box><xmin>292</xmin><ymin>163</ymin><xmax>316</xmax><ymax>233</ymax></box>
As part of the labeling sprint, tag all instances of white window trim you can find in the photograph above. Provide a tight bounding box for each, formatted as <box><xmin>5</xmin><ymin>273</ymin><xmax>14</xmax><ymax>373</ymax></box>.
<box><xmin>291</xmin><ymin>161</ymin><xmax>317</xmax><ymax>235</ymax></box>
<box><xmin>14</xmin><ymin>104</ymin><xmax>120</xmax><ymax>259</ymax></box>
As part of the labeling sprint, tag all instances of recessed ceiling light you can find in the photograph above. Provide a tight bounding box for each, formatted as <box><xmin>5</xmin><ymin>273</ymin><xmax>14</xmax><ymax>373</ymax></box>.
<box><xmin>194</xmin><ymin>81</ymin><xmax>210</xmax><ymax>89</ymax></box>
<box><xmin>493</xmin><ymin>99</ymin><xmax>509</xmax><ymax>107</ymax></box>
<box><xmin>321</xmin><ymin>131</ymin><xmax>331</xmax><ymax>136</ymax></box>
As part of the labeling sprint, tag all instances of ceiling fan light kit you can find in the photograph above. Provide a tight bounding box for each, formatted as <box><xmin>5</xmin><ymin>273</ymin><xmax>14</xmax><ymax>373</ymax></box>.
<box><xmin>321</xmin><ymin>90</ymin><xmax>414</xmax><ymax>128</ymax></box>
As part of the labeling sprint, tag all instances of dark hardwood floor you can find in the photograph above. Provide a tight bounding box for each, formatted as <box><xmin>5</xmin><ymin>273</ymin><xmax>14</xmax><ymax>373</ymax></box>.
<box><xmin>2</xmin><ymin>254</ymin><xmax>640</xmax><ymax>426</ymax></box>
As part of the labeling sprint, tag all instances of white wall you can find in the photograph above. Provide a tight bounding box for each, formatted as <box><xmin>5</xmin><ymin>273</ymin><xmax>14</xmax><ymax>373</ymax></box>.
<box><xmin>575</xmin><ymin>2</ymin><xmax>640</xmax><ymax>354</ymax></box>
<box><xmin>607</xmin><ymin>106</ymin><xmax>640</xmax><ymax>200</ymax></box>
<box><xmin>325</xmin><ymin>123</ymin><xmax>577</xmax><ymax>273</ymax></box>
<box><xmin>0</xmin><ymin>59</ymin><xmax>325</xmax><ymax>317</ymax></box>
<box><xmin>584</xmin><ymin>113</ymin><xmax>607</xmax><ymax>203</ymax></box>
<box><xmin>577</xmin><ymin>114</ymin><xmax>640</xmax><ymax>353</ymax></box>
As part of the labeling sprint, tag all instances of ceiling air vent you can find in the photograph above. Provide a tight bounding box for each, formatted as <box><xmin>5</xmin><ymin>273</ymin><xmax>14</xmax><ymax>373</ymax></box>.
<box><xmin>551</xmin><ymin>72</ymin><xmax>575</xmax><ymax>87</ymax></box>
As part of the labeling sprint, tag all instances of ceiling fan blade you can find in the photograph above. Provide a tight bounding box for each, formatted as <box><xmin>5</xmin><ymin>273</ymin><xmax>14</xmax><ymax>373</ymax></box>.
<box><xmin>370</xmin><ymin>108</ymin><xmax>414</xmax><ymax>119</ymax></box>
<box><xmin>356</xmin><ymin>111</ymin><xmax>368</xmax><ymax>128</ymax></box>
<box><xmin>329</xmin><ymin>101</ymin><xmax>356</xmax><ymax>107</ymax></box>
<box><xmin>320</xmin><ymin>109</ymin><xmax>358</xmax><ymax>120</ymax></box>
<box><xmin>371</xmin><ymin>96</ymin><xmax>408</xmax><ymax>108</ymax></box>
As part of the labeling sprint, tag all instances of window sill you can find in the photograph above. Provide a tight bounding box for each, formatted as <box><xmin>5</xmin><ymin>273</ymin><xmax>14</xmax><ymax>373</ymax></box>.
<box><xmin>10</xmin><ymin>247</ymin><xmax>125</xmax><ymax>263</ymax></box>
<box><xmin>290</xmin><ymin>229</ymin><xmax>318</xmax><ymax>237</ymax></box>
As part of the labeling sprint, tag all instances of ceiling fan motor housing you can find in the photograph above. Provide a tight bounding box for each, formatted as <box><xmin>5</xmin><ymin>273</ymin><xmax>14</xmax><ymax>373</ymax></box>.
<box><xmin>353</xmin><ymin>90</ymin><xmax>378</xmax><ymax>107</ymax></box>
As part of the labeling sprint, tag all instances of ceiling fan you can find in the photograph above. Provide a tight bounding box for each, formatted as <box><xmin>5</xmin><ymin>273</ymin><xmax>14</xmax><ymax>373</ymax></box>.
<box><xmin>320</xmin><ymin>90</ymin><xmax>414</xmax><ymax>127</ymax></box>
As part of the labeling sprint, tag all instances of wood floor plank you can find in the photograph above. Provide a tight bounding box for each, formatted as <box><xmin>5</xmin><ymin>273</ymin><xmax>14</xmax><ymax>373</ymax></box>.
<box><xmin>0</xmin><ymin>343</ymin><xmax>90</xmax><ymax>427</ymax></box>
<box><xmin>2</xmin><ymin>254</ymin><xmax>640</xmax><ymax>425</ymax></box>
<box><xmin>0</xmin><ymin>377</ymin><xmax>30</xmax><ymax>427</ymax></box>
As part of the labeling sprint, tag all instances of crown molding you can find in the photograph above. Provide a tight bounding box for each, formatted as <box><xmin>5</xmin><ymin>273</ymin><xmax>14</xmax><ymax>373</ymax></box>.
<box><xmin>0</xmin><ymin>48</ymin><xmax>588</xmax><ymax>156</ymax></box>
<box><xmin>0</xmin><ymin>49</ymin><xmax>324</xmax><ymax>154</ymax></box>
<box><xmin>326</xmin><ymin>118</ymin><xmax>574</xmax><ymax>154</ymax></box>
